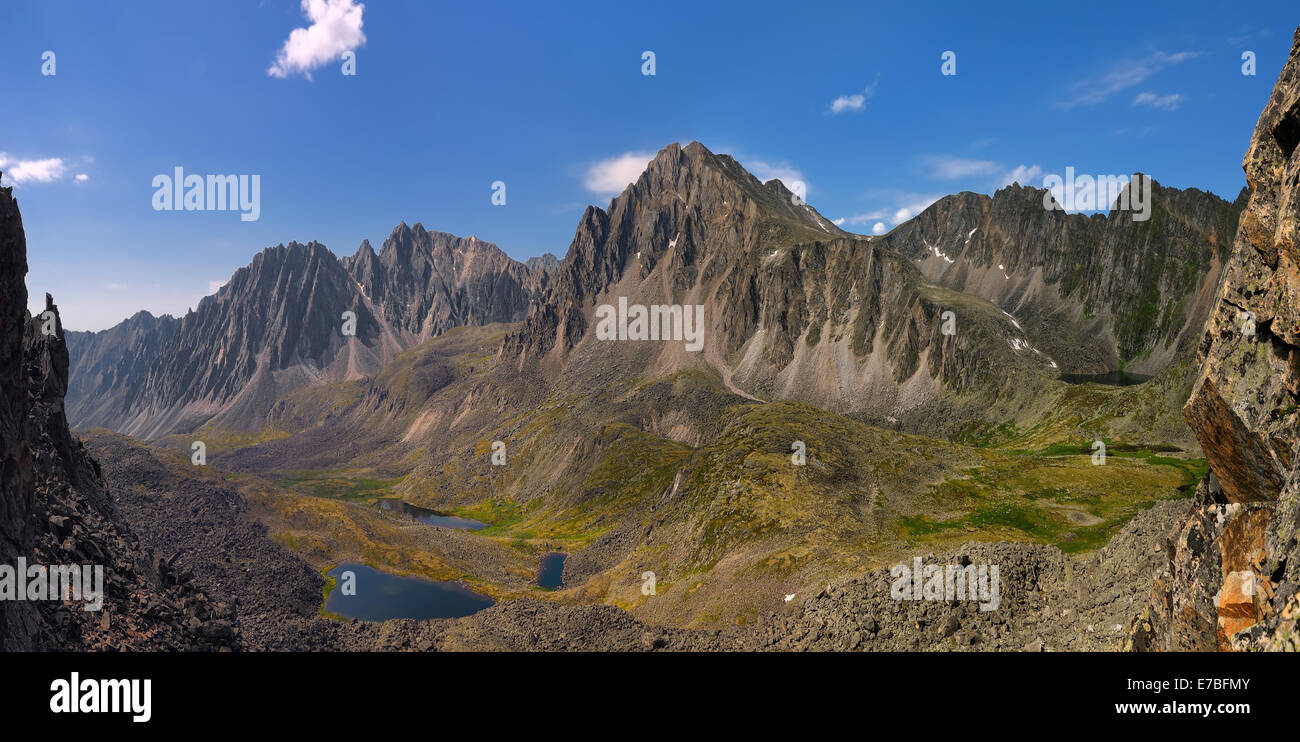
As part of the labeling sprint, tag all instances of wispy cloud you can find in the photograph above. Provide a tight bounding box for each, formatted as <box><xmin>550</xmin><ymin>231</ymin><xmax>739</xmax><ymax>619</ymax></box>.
<box><xmin>1058</xmin><ymin>51</ymin><xmax>1198</xmax><ymax>108</ymax></box>
<box><xmin>845</xmin><ymin>193</ymin><xmax>942</xmax><ymax>229</ymax></box>
<box><xmin>0</xmin><ymin>154</ymin><xmax>67</xmax><ymax>184</ymax></box>
<box><xmin>583</xmin><ymin>151</ymin><xmax>655</xmax><ymax>195</ymax></box>
<box><xmin>74</xmin><ymin>173</ymin><xmax>89</xmax><ymax>183</ymax></box>
<box><xmin>827</xmin><ymin>75</ymin><xmax>880</xmax><ymax>114</ymax></box>
<box><xmin>999</xmin><ymin>164</ymin><xmax>1043</xmax><ymax>187</ymax></box>
<box><xmin>206</xmin><ymin>280</ymin><xmax>227</xmax><ymax>295</ymax></box>
<box><xmin>829</xmin><ymin>93</ymin><xmax>866</xmax><ymax>114</ymax></box>
<box><xmin>268</xmin><ymin>0</ymin><xmax>366</xmax><ymax>80</ymax></box>
<box><xmin>1133</xmin><ymin>91</ymin><xmax>1184</xmax><ymax>110</ymax></box>
<box><xmin>922</xmin><ymin>154</ymin><xmax>1044</xmax><ymax>190</ymax></box>
<box><xmin>106</xmin><ymin>282</ymin><xmax>127</xmax><ymax>291</ymax></box>
<box><xmin>923</xmin><ymin>155</ymin><xmax>1001</xmax><ymax>180</ymax></box>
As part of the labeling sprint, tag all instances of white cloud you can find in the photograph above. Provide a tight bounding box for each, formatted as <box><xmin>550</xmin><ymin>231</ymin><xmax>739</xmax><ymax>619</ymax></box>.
<box><xmin>1059</xmin><ymin>51</ymin><xmax>1198</xmax><ymax>108</ymax></box>
<box><xmin>583</xmin><ymin>151</ymin><xmax>655</xmax><ymax>195</ymax></box>
<box><xmin>1000</xmin><ymin>164</ymin><xmax>1043</xmax><ymax>187</ymax></box>
<box><xmin>830</xmin><ymin>93</ymin><xmax>865</xmax><ymax>114</ymax></box>
<box><xmin>740</xmin><ymin>157</ymin><xmax>805</xmax><ymax>188</ymax></box>
<box><xmin>74</xmin><ymin>173</ymin><xmax>89</xmax><ymax>182</ymax></box>
<box><xmin>1133</xmin><ymin>91</ymin><xmax>1184</xmax><ymax>110</ymax></box>
<box><xmin>922</xmin><ymin>155</ymin><xmax>1045</xmax><ymax>190</ymax></box>
<box><xmin>828</xmin><ymin>76</ymin><xmax>880</xmax><ymax>114</ymax></box>
<box><xmin>848</xmin><ymin>194</ymin><xmax>941</xmax><ymax>228</ymax></box>
<box><xmin>268</xmin><ymin>0</ymin><xmax>366</xmax><ymax>80</ymax></box>
<box><xmin>106</xmin><ymin>283</ymin><xmax>127</xmax><ymax>291</ymax></box>
<box><xmin>845</xmin><ymin>212</ymin><xmax>885</xmax><ymax>226</ymax></box>
<box><xmin>923</xmin><ymin>155</ymin><xmax>1001</xmax><ymax>179</ymax></box>
<box><xmin>0</xmin><ymin>154</ymin><xmax>67</xmax><ymax>184</ymax></box>
<box><xmin>831</xmin><ymin>217</ymin><xmax>846</xmax><ymax>226</ymax></box>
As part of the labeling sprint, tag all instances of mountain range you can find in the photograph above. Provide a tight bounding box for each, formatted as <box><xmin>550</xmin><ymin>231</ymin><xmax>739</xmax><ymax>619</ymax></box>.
<box><xmin>66</xmin><ymin>142</ymin><xmax>1241</xmax><ymax>446</ymax></box>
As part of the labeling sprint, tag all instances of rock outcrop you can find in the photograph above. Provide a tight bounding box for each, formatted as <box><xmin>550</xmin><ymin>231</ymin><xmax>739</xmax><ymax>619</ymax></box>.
<box><xmin>0</xmin><ymin>177</ymin><xmax>235</xmax><ymax>651</ymax></box>
<box><xmin>0</xmin><ymin>172</ymin><xmax>35</xmax><ymax>649</ymax></box>
<box><xmin>1128</xmin><ymin>26</ymin><xmax>1300</xmax><ymax>652</ymax></box>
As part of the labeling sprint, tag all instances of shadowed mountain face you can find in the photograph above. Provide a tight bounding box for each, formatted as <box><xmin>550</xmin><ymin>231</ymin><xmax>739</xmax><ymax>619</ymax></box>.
<box><xmin>66</xmin><ymin>227</ymin><xmax>557</xmax><ymax>438</ymax></box>
<box><xmin>877</xmin><ymin>181</ymin><xmax>1244</xmax><ymax>376</ymax></box>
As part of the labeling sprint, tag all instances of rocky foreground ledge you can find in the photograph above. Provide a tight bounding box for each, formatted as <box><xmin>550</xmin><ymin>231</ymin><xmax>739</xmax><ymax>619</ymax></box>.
<box><xmin>1125</xmin><ymin>27</ymin><xmax>1300</xmax><ymax>653</ymax></box>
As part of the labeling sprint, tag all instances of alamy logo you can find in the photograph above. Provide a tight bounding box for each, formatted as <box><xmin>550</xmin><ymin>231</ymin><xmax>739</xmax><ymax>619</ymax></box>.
<box><xmin>1042</xmin><ymin>168</ymin><xmax>1151</xmax><ymax>222</ymax></box>
<box><xmin>50</xmin><ymin>673</ymin><xmax>151</xmax><ymax>723</ymax></box>
<box><xmin>890</xmin><ymin>557</ymin><xmax>999</xmax><ymax>611</ymax></box>
<box><xmin>0</xmin><ymin>557</ymin><xmax>103</xmax><ymax>611</ymax></box>
<box><xmin>152</xmin><ymin>167</ymin><xmax>261</xmax><ymax>221</ymax></box>
<box><xmin>594</xmin><ymin>298</ymin><xmax>704</xmax><ymax>352</ymax></box>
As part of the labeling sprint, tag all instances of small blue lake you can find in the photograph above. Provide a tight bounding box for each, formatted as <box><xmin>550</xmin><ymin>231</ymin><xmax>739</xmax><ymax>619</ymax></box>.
<box><xmin>324</xmin><ymin>563</ymin><xmax>494</xmax><ymax>621</ymax></box>
<box><xmin>538</xmin><ymin>553</ymin><xmax>566</xmax><ymax>589</ymax></box>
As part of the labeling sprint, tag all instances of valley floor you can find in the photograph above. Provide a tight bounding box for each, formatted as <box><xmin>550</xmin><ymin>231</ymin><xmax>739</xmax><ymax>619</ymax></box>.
<box><xmin>82</xmin><ymin>423</ymin><xmax>1197</xmax><ymax>651</ymax></box>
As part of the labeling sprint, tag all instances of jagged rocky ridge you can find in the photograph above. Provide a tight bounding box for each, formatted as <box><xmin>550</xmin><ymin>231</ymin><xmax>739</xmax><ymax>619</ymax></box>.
<box><xmin>1126</xmin><ymin>26</ymin><xmax>1300</xmax><ymax>651</ymax></box>
<box><xmin>502</xmin><ymin>141</ymin><xmax>1231</xmax><ymax>434</ymax></box>
<box><xmin>878</xmin><ymin>179</ymin><xmax>1243</xmax><ymax>375</ymax></box>
<box><xmin>0</xmin><ymin>177</ymin><xmax>235</xmax><ymax>651</ymax></box>
<box><xmin>66</xmin><ymin>225</ymin><xmax>557</xmax><ymax>438</ymax></box>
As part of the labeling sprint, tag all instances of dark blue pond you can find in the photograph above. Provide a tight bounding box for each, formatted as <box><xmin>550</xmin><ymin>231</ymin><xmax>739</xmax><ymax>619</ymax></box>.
<box><xmin>324</xmin><ymin>563</ymin><xmax>494</xmax><ymax>621</ymax></box>
<box><xmin>1059</xmin><ymin>371</ymin><xmax>1153</xmax><ymax>387</ymax></box>
<box><xmin>377</xmin><ymin>499</ymin><xmax>487</xmax><ymax>530</ymax></box>
<box><xmin>538</xmin><ymin>553</ymin><xmax>566</xmax><ymax>589</ymax></box>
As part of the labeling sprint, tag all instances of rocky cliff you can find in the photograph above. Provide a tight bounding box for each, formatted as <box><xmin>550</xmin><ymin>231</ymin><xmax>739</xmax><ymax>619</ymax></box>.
<box><xmin>1127</xmin><ymin>26</ymin><xmax>1300</xmax><ymax>652</ymax></box>
<box><xmin>0</xmin><ymin>172</ymin><xmax>35</xmax><ymax>649</ymax></box>
<box><xmin>0</xmin><ymin>177</ymin><xmax>234</xmax><ymax>651</ymax></box>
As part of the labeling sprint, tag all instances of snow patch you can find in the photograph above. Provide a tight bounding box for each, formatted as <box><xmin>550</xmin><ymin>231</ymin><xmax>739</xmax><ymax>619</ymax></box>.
<box><xmin>923</xmin><ymin>238</ymin><xmax>955</xmax><ymax>264</ymax></box>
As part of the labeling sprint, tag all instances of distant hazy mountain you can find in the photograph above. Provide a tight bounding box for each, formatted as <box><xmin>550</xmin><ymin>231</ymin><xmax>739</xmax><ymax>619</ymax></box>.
<box><xmin>66</xmin><ymin>227</ymin><xmax>556</xmax><ymax>438</ymax></box>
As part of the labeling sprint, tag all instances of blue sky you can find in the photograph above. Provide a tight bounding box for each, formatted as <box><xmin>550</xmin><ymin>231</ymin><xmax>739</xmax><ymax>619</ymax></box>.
<box><xmin>1</xmin><ymin>0</ymin><xmax>1294</xmax><ymax>330</ymax></box>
